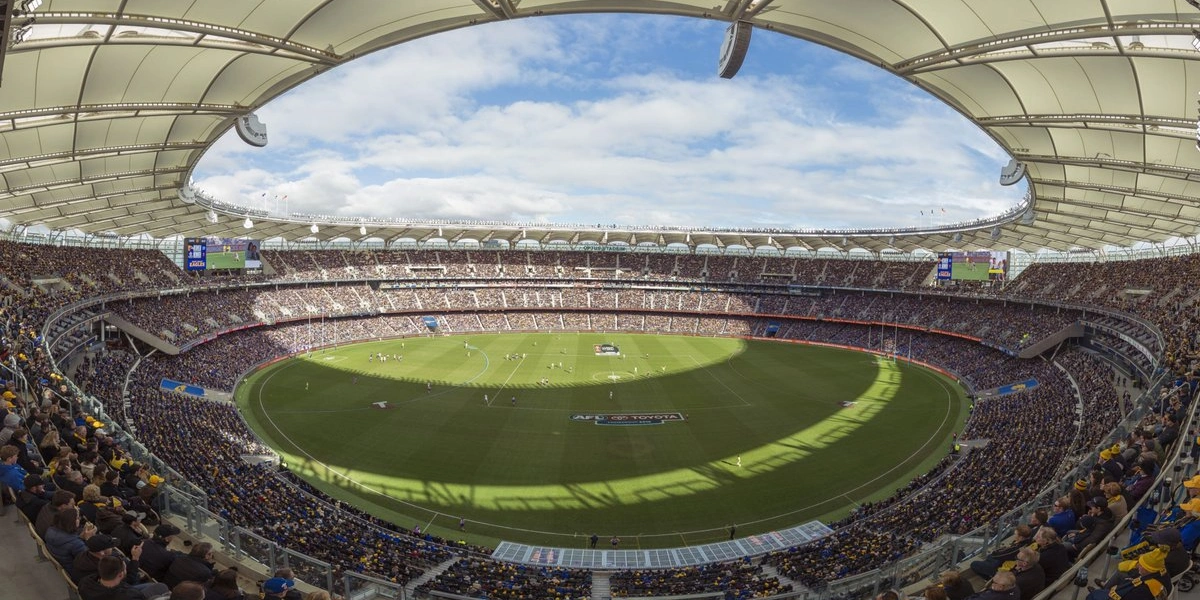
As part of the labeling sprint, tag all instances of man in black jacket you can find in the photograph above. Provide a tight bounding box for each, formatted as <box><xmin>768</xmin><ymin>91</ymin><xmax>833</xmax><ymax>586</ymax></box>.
<box><xmin>138</xmin><ymin>524</ymin><xmax>182</xmax><ymax>582</ymax></box>
<box><xmin>16</xmin><ymin>473</ymin><xmax>48</xmax><ymax>522</ymax></box>
<box><xmin>77</xmin><ymin>555</ymin><xmax>169</xmax><ymax>600</ymax></box>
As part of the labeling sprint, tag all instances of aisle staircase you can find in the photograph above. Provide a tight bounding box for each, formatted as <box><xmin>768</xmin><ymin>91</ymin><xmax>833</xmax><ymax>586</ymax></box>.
<box><xmin>591</xmin><ymin>570</ymin><xmax>611</xmax><ymax>600</ymax></box>
<box><xmin>404</xmin><ymin>556</ymin><xmax>460</xmax><ymax>597</ymax></box>
<box><xmin>761</xmin><ymin>563</ymin><xmax>803</xmax><ymax>594</ymax></box>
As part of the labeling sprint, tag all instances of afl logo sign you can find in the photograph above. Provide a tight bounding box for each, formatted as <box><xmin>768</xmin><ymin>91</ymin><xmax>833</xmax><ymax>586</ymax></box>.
<box><xmin>718</xmin><ymin>21</ymin><xmax>753</xmax><ymax>79</ymax></box>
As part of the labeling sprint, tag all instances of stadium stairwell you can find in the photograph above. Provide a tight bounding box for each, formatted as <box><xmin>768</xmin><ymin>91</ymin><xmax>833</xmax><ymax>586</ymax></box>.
<box><xmin>101</xmin><ymin>313</ymin><xmax>182</xmax><ymax>355</ymax></box>
<box><xmin>1016</xmin><ymin>322</ymin><xmax>1084</xmax><ymax>359</ymax></box>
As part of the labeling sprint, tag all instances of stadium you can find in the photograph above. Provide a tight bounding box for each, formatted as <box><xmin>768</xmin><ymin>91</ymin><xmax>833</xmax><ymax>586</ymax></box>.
<box><xmin>0</xmin><ymin>2</ymin><xmax>1198</xmax><ymax>600</ymax></box>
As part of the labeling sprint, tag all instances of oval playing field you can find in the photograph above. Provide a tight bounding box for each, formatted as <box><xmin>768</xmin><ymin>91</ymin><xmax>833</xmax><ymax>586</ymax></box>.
<box><xmin>236</xmin><ymin>332</ymin><xmax>968</xmax><ymax>548</ymax></box>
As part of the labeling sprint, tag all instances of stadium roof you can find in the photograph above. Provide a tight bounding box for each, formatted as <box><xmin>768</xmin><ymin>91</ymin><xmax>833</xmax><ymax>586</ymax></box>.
<box><xmin>1</xmin><ymin>0</ymin><xmax>1199</xmax><ymax>253</ymax></box>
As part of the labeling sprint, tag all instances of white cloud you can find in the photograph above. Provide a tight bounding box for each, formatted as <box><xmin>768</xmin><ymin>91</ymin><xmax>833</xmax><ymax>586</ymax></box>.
<box><xmin>194</xmin><ymin>14</ymin><xmax>1025</xmax><ymax>232</ymax></box>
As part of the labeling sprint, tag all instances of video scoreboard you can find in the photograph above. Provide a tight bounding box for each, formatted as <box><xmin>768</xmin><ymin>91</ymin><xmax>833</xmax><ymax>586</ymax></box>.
<box><xmin>184</xmin><ymin>237</ymin><xmax>261</xmax><ymax>271</ymax></box>
<box><xmin>936</xmin><ymin>251</ymin><xmax>1007</xmax><ymax>282</ymax></box>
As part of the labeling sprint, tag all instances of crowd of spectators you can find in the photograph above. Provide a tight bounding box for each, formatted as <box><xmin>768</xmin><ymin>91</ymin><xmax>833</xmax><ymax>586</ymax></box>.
<box><xmin>610</xmin><ymin>561</ymin><xmax>791</xmax><ymax>599</ymax></box>
<box><xmin>4</xmin><ymin>239</ymin><xmax>1198</xmax><ymax>599</ymax></box>
<box><xmin>415</xmin><ymin>559</ymin><xmax>591</xmax><ymax>599</ymax></box>
<box><xmin>262</xmin><ymin>248</ymin><xmax>933</xmax><ymax>287</ymax></box>
<box><xmin>96</xmin><ymin>282</ymin><xmax>1127</xmax><ymax>355</ymax></box>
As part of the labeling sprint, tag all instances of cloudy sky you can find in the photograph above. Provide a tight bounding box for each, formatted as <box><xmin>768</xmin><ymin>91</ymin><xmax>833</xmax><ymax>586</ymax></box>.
<box><xmin>193</xmin><ymin>13</ymin><xmax>1027</xmax><ymax>231</ymax></box>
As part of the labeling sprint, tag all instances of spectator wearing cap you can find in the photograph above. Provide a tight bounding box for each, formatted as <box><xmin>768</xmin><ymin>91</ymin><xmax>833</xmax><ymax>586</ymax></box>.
<box><xmin>16</xmin><ymin>472</ymin><xmax>48</xmax><ymax>521</ymax></box>
<box><xmin>1122</xmin><ymin>460</ymin><xmax>1155</xmax><ymax>503</ymax></box>
<box><xmin>270</xmin><ymin>569</ymin><xmax>302</xmax><ymax>600</ymax></box>
<box><xmin>1086</xmin><ymin>546</ymin><xmax>1171</xmax><ymax>600</ymax></box>
<box><xmin>73</xmin><ymin>533</ymin><xmax>148</xmax><ymax>590</ymax></box>
<box><xmin>1099</xmin><ymin>529</ymin><xmax>1190</xmax><ymax>589</ymax></box>
<box><xmin>1099</xmin><ymin>447</ymin><xmax>1125</xmax><ymax>480</ymax></box>
<box><xmin>166</xmin><ymin>542</ymin><xmax>216</xmax><ymax>588</ymax></box>
<box><xmin>111</xmin><ymin>512</ymin><xmax>150</xmax><ymax>555</ymax></box>
<box><xmin>1065</xmin><ymin>496</ymin><xmax>1115</xmax><ymax>559</ymax></box>
<box><xmin>140</xmin><ymin>523</ymin><xmax>182</xmax><ymax>582</ymax></box>
<box><xmin>1182</xmin><ymin>475</ymin><xmax>1200</xmax><ymax>500</ymax></box>
<box><xmin>262</xmin><ymin>577</ymin><xmax>295</xmax><ymax>599</ymax></box>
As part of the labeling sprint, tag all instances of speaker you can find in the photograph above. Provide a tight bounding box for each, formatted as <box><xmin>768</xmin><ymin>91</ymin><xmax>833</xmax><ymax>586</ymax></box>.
<box><xmin>235</xmin><ymin>113</ymin><xmax>269</xmax><ymax>147</ymax></box>
<box><xmin>717</xmin><ymin>21</ymin><xmax>753</xmax><ymax>79</ymax></box>
<box><xmin>999</xmin><ymin>159</ymin><xmax>1026</xmax><ymax>186</ymax></box>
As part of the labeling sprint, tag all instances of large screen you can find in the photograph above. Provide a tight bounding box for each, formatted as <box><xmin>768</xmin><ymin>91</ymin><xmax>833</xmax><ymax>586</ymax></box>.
<box><xmin>187</xmin><ymin>238</ymin><xmax>260</xmax><ymax>270</ymax></box>
<box><xmin>936</xmin><ymin>251</ymin><xmax>1007</xmax><ymax>282</ymax></box>
<box><xmin>184</xmin><ymin>238</ymin><xmax>207</xmax><ymax>271</ymax></box>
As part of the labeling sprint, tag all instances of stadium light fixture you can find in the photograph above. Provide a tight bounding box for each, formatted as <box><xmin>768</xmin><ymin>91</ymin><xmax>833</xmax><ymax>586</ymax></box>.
<box><xmin>310</xmin><ymin>223</ymin><xmax>319</xmax><ymax>234</ymax></box>
<box><xmin>359</xmin><ymin>225</ymin><xmax>367</xmax><ymax>236</ymax></box>
<box><xmin>243</xmin><ymin>218</ymin><xmax>253</xmax><ymax>229</ymax></box>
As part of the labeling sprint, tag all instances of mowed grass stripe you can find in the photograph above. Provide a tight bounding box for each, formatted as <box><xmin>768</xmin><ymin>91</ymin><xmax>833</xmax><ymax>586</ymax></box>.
<box><xmin>239</xmin><ymin>333</ymin><xmax>965</xmax><ymax>548</ymax></box>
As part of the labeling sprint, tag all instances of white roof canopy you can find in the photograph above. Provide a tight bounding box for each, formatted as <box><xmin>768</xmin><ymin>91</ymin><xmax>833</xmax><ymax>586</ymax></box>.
<box><xmin>2</xmin><ymin>0</ymin><xmax>1199</xmax><ymax>252</ymax></box>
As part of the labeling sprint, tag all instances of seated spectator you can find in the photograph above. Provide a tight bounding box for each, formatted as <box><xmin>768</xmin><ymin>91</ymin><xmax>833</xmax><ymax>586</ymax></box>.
<box><xmin>262</xmin><ymin>578</ymin><xmax>295</xmax><ymax>599</ymax></box>
<box><xmin>0</xmin><ymin>445</ymin><xmax>28</xmax><ymax>492</ymax></box>
<box><xmin>205</xmin><ymin>568</ymin><xmax>245</xmax><ymax>600</ymax></box>
<box><xmin>1105</xmin><ymin>482</ymin><xmax>1129</xmax><ymax>520</ymax></box>
<box><xmin>941</xmin><ymin>570</ymin><xmax>976</xmax><ymax>600</ymax></box>
<box><xmin>967</xmin><ymin>571</ymin><xmax>1018</xmax><ymax>600</ymax></box>
<box><xmin>971</xmin><ymin>525</ymin><xmax>1034</xmax><ymax>578</ymax></box>
<box><xmin>1012</xmin><ymin>547</ymin><xmax>1045</xmax><ymax>599</ymax></box>
<box><xmin>1085</xmin><ymin>548</ymin><xmax>1170</xmax><ymax>600</ymax></box>
<box><xmin>139</xmin><ymin>523</ymin><xmax>182</xmax><ymax>582</ymax></box>
<box><xmin>166</xmin><ymin>542</ymin><xmax>216</xmax><ymax>588</ymax></box>
<box><xmin>1047</xmin><ymin>497</ymin><xmax>1077</xmax><ymax>537</ymax></box>
<box><xmin>16</xmin><ymin>473</ymin><xmax>48</xmax><ymax>522</ymax></box>
<box><xmin>172</xmin><ymin>582</ymin><xmax>205</xmax><ymax>600</ymax></box>
<box><xmin>45</xmin><ymin>507</ymin><xmax>95</xmax><ymax>574</ymax></box>
<box><xmin>78</xmin><ymin>555</ymin><xmax>169</xmax><ymax>600</ymax></box>
<box><xmin>1034</xmin><ymin>527</ymin><xmax>1071</xmax><ymax>582</ymax></box>
<box><xmin>36</xmin><ymin>489</ymin><xmax>76</xmax><ymax>539</ymax></box>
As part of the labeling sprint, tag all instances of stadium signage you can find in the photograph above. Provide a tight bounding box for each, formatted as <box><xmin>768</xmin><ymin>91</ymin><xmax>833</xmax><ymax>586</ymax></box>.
<box><xmin>571</xmin><ymin>413</ymin><xmax>685</xmax><ymax>426</ymax></box>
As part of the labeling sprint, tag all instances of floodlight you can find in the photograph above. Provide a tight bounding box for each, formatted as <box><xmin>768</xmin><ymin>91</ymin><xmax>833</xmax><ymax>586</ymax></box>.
<box><xmin>359</xmin><ymin>225</ymin><xmax>367</xmax><ymax>236</ymax></box>
<box><xmin>243</xmin><ymin>218</ymin><xmax>253</xmax><ymax>229</ymax></box>
<box><xmin>310</xmin><ymin>223</ymin><xmax>319</xmax><ymax>234</ymax></box>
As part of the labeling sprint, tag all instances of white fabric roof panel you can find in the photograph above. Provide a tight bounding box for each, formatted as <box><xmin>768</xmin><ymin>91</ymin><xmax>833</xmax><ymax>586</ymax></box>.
<box><xmin>2</xmin><ymin>0</ymin><xmax>1200</xmax><ymax>251</ymax></box>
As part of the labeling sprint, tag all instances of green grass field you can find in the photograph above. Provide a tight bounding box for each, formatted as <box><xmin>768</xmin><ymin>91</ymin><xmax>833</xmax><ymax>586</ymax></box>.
<box><xmin>236</xmin><ymin>332</ymin><xmax>967</xmax><ymax>549</ymax></box>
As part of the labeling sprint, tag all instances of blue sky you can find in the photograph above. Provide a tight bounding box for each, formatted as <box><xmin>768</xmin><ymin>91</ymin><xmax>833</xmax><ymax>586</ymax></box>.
<box><xmin>194</xmin><ymin>13</ymin><xmax>1027</xmax><ymax>230</ymax></box>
